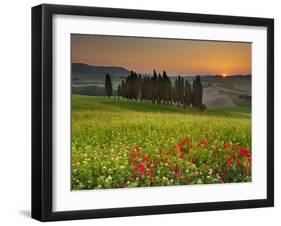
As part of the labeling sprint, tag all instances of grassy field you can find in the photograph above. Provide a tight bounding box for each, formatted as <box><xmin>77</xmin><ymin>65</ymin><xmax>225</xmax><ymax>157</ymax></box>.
<box><xmin>72</xmin><ymin>95</ymin><xmax>251</xmax><ymax>190</ymax></box>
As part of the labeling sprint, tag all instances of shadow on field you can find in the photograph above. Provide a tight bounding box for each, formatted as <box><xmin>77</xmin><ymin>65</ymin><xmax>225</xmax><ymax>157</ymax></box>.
<box><xmin>101</xmin><ymin>98</ymin><xmax>251</xmax><ymax>119</ymax></box>
<box><xmin>101</xmin><ymin>98</ymin><xmax>188</xmax><ymax>113</ymax></box>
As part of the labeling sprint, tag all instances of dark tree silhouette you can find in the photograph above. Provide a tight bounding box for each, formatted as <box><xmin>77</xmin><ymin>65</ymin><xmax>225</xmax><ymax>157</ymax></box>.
<box><xmin>163</xmin><ymin>70</ymin><xmax>172</xmax><ymax>105</ymax></box>
<box><xmin>158</xmin><ymin>73</ymin><xmax>162</xmax><ymax>104</ymax></box>
<box><xmin>184</xmin><ymin>80</ymin><xmax>192</xmax><ymax>107</ymax></box>
<box><xmin>120</xmin><ymin>80</ymin><xmax>125</xmax><ymax>98</ymax></box>
<box><xmin>152</xmin><ymin>70</ymin><xmax>158</xmax><ymax>103</ymax></box>
<box><xmin>117</xmin><ymin>84</ymin><xmax>121</xmax><ymax>99</ymax></box>
<box><xmin>176</xmin><ymin>76</ymin><xmax>183</xmax><ymax>107</ymax></box>
<box><xmin>192</xmin><ymin>75</ymin><xmax>203</xmax><ymax>107</ymax></box>
<box><xmin>180</xmin><ymin>76</ymin><xmax>184</xmax><ymax>104</ymax></box>
<box><xmin>138</xmin><ymin>74</ymin><xmax>142</xmax><ymax>101</ymax></box>
<box><xmin>105</xmin><ymin>73</ymin><xmax>112</xmax><ymax>98</ymax></box>
<box><xmin>117</xmin><ymin>70</ymin><xmax>204</xmax><ymax>110</ymax></box>
<box><xmin>173</xmin><ymin>78</ymin><xmax>179</xmax><ymax>106</ymax></box>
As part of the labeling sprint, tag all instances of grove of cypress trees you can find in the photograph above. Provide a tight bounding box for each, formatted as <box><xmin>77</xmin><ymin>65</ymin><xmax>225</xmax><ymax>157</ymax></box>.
<box><xmin>116</xmin><ymin>70</ymin><xmax>204</xmax><ymax>110</ymax></box>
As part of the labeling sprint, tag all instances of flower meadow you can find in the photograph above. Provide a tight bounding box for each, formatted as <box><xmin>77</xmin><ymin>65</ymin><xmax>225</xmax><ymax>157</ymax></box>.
<box><xmin>72</xmin><ymin>96</ymin><xmax>251</xmax><ymax>190</ymax></box>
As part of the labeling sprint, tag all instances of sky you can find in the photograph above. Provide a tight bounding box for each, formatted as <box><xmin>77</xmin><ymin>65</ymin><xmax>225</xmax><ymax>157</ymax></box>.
<box><xmin>71</xmin><ymin>34</ymin><xmax>251</xmax><ymax>76</ymax></box>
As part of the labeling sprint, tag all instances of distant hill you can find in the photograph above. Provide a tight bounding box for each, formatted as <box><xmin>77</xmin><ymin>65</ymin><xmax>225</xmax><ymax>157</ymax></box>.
<box><xmin>72</xmin><ymin>63</ymin><xmax>130</xmax><ymax>77</ymax></box>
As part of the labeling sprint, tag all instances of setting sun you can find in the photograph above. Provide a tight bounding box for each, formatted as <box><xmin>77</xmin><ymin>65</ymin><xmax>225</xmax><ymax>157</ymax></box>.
<box><xmin>222</xmin><ymin>73</ymin><xmax>227</xmax><ymax>77</ymax></box>
<box><xmin>72</xmin><ymin>34</ymin><xmax>252</xmax><ymax>76</ymax></box>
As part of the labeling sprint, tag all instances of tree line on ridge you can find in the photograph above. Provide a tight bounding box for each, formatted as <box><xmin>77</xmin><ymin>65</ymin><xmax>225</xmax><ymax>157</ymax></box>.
<box><xmin>105</xmin><ymin>70</ymin><xmax>204</xmax><ymax>109</ymax></box>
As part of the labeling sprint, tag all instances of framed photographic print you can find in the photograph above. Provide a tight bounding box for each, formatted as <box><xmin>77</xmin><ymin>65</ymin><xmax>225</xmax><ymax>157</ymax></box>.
<box><xmin>32</xmin><ymin>4</ymin><xmax>274</xmax><ymax>221</ymax></box>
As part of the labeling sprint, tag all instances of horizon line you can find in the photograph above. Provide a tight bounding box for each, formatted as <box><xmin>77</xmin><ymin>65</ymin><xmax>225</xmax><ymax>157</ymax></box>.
<box><xmin>72</xmin><ymin>62</ymin><xmax>251</xmax><ymax>77</ymax></box>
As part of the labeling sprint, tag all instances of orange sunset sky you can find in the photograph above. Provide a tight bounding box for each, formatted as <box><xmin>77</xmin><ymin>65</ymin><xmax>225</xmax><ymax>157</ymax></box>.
<box><xmin>71</xmin><ymin>34</ymin><xmax>252</xmax><ymax>76</ymax></box>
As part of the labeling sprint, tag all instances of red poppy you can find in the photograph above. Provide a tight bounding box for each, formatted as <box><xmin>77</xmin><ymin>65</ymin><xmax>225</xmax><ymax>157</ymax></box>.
<box><xmin>224</xmin><ymin>143</ymin><xmax>230</xmax><ymax>148</ymax></box>
<box><xmin>138</xmin><ymin>164</ymin><xmax>146</xmax><ymax>175</ymax></box>
<box><xmin>236</xmin><ymin>159</ymin><xmax>241</xmax><ymax>167</ymax></box>
<box><xmin>180</xmin><ymin>153</ymin><xmax>185</xmax><ymax>159</ymax></box>
<box><xmin>143</xmin><ymin>155</ymin><xmax>149</xmax><ymax>162</ymax></box>
<box><xmin>168</xmin><ymin>163</ymin><xmax>174</xmax><ymax>170</ymax></box>
<box><xmin>199</xmin><ymin>141</ymin><xmax>206</xmax><ymax>146</ymax></box>
<box><xmin>174</xmin><ymin>173</ymin><xmax>180</xmax><ymax>180</ymax></box>
<box><xmin>227</xmin><ymin>158</ymin><xmax>233</xmax><ymax>169</ymax></box>
<box><xmin>181</xmin><ymin>137</ymin><xmax>189</xmax><ymax>145</ymax></box>
<box><xmin>240</xmin><ymin>147</ymin><xmax>251</xmax><ymax>159</ymax></box>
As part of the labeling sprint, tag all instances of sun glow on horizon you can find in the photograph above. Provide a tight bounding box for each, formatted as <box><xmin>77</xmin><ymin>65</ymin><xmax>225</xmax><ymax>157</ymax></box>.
<box><xmin>72</xmin><ymin>34</ymin><xmax>252</xmax><ymax>75</ymax></box>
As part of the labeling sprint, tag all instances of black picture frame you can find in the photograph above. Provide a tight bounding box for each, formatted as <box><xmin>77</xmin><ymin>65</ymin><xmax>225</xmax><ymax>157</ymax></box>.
<box><xmin>32</xmin><ymin>4</ymin><xmax>274</xmax><ymax>222</ymax></box>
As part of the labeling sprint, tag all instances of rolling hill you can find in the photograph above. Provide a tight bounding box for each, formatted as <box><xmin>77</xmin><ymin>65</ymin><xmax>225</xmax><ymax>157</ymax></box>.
<box><xmin>72</xmin><ymin>63</ymin><xmax>130</xmax><ymax>78</ymax></box>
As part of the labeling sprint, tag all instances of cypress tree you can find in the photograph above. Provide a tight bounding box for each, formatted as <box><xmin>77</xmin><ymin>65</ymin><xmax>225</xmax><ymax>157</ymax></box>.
<box><xmin>184</xmin><ymin>80</ymin><xmax>192</xmax><ymax>107</ymax></box>
<box><xmin>128</xmin><ymin>71</ymin><xmax>133</xmax><ymax>99</ymax></box>
<box><xmin>175</xmin><ymin>78</ymin><xmax>180</xmax><ymax>107</ymax></box>
<box><xmin>158</xmin><ymin>73</ymin><xmax>162</xmax><ymax>104</ymax></box>
<box><xmin>148</xmin><ymin>76</ymin><xmax>153</xmax><ymax>102</ymax></box>
<box><xmin>120</xmin><ymin>80</ymin><xmax>125</xmax><ymax>99</ymax></box>
<box><xmin>140</xmin><ymin>76</ymin><xmax>145</xmax><ymax>101</ymax></box>
<box><xmin>138</xmin><ymin>74</ymin><xmax>142</xmax><ymax>101</ymax></box>
<box><xmin>152</xmin><ymin>70</ymin><xmax>158</xmax><ymax>103</ymax></box>
<box><xmin>105</xmin><ymin>73</ymin><xmax>112</xmax><ymax>98</ymax></box>
<box><xmin>192</xmin><ymin>75</ymin><xmax>203</xmax><ymax>107</ymax></box>
<box><xmin>162</xmin><ymin>70</ymin><xmax>171</xmax><ymax>105</ymax></box>
<box><xmin>143</xmin><ymin>76</ymin><xmax>147</xmax><ymax>102</ymax></box>
<box><xmin>177</xmin><ymin>76</ymin><xmax>180</xmax><ymax>106</ymax></box>
<box><xmin>117</xmin><ymin>84</ymin><xmax>121</xmax><ymax>100</ymax></box>
<box><xmin>168</xmin><ymin>77</ymin><xmax>172</xmax><ymax>106</ymax></box>
<box><xmin>180</xmin><ymin>77</ymin><xmax>184</xmax><ymax>104</ymax></box>
<box><xmin>132</xmin><ymin>71</ymin><xmax>138</xmax><ymax>99</ymax></box>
